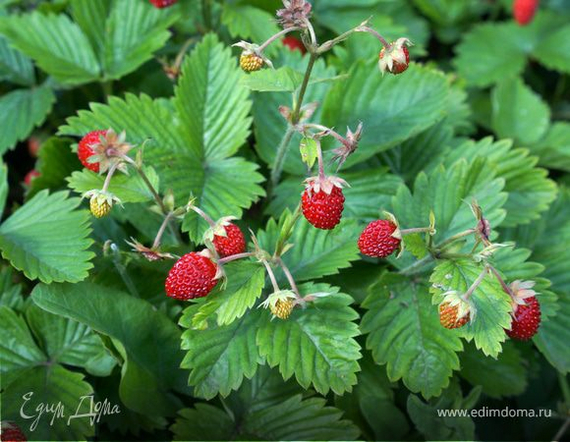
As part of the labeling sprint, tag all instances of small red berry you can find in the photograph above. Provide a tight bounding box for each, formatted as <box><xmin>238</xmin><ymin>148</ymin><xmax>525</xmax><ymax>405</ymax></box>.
<box><xmin>506</xmin><ymin>296</ymin><xmax>541</xmax><ymax>340</ymax></box>
<box><xmin>165</xmin><ymin>252</ymin><xmax>218</xmax><ymax>300</ymax></box>
<box><xmin>212</xmin><ymin>223</ymin><xmax>246</xmax><ymax>258</ymax></box>
<box><xmin>513</xmin><ymin>0</ymin><xmax>539</xmax><ymax>26</ymax></box>
<box><xmin>379</xmin><ymin>46</ymin><xmax>410</xmax><ymax>74</ymax></box>
<box><xmin>149</xmin><ymin>0</ymin><xmax>177</xmax><ymax>8</ymax></box>
<box><xmin>358</xmin><ymin>220</ymin><xmax>401</xmax><ymax>258</ymax></box>
<box><xmin>0</xmin><ymin>422</ymin><xmax>27</xmax><ymax>442</ymax></box>
<box><xmin>24</xmin><ymin>169</ymin><xmax>40</xmax><ymax>186</ymax></box>
<box><xmin>302</xmin><ymin>185</ymin><xmax>345</xmax><ymax>230</ymax></box>
<box><xmin>439</xmin><ymin>302</ymin><xmax>470</xmax><ymax>329</ymax></box>
<box><xmin>78</xmin><ymin>130</ymin><xmax>106</xmax><ymax>172</ymax></box>
<box><xmin>283</xmin><ymin>36</ymin><xmax>306</xmax><ymax>54</ymax></box>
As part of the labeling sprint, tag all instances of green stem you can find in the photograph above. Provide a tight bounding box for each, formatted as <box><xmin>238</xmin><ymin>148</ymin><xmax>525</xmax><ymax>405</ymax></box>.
<box><xmin>262</xmin><ymin>260</ymin><xmax>280</xmax><ymax>293</ymax></box>
<box><xmin>274</xmin><ymin>204</ymin><xmax>302</xmax><ymax>258</ymax></box>
<box><xmin>270</xmin><ymin>53</ymin><xmax>318</xmax><ymax>189</ymax></box>
<box><xmin>437</xmin><ymin>229</ymin><xmax>476</xmax><ymax>250</ymax></box>
<box><xmin>202</xmin><ymin>0</ymin><xmax>212</xmax><ymax>30</ymax></box>
<box><xmin>399</xmin><ymin>254</ymin><xmax>434</xmax><ymax>276</ymax></box>
<box><xmin>152</xmin><ymin>212</ymin><xmax>174</xmax><ymax>250</ymax></box>
<box><xmin>462</xmin><ymin>265</ymin><xmax>489</xmax><ymax>301</ymax></box>
<box><xmin>559</xmin><ymin>372</ymin><xmax>570</xmax><ymax>405</ymax></box>
<box><xmin>101</xmin><ymin>81</ymin><xmax>113</xmax><ymax>102</ymax></box>
<box><xmin>218</xmin><ymin>252</ymin><xmax>255</xmax><ymax>265</ymax></box>
<box><xmin>276</xmin><ymin>257</ymin><xmax>302</xmax><ymax>300</ymax></box>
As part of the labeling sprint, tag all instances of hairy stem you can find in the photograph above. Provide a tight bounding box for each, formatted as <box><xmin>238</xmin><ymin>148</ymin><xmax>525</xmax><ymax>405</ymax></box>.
<box><xmin>437</xmin><ymin>229</ymin><xmax>476</xmax><ymax>250</ymax></box>
<box><xmin>101</xmin><ymin>162</ymin><xmax>119</xmax><ymax>193</ymax></box>
<box><xmin>188</xmin><ymin>205</ymin><xmax>217</xmax><ymax>228</ymax></box>
<box><xmin>218</xmin><ymin>252</ymin><xmax>255</xmax><ymax>265</ymax></box>
<box><xmin>463</xmin><ymin>265</ymin><xmax>489</xmax><ymax>301</ymax></box>
<box><xmin>276</xmin><ymin>257</ymin><xmax>301</xmax><ymax>300</ymax></box>
<box><xmin>400</xmin><ymin>227</ymin><xmax>433</xmax><ymax>235</ymax></box>
<box><xmin>262</xmin><ymin>260</ymin><xmax>280</xmax><ymax>293</ymax></box>
<box><xmin>315</xmin><ymin>138</ymin><xmax>325</xmax><ymax>180</ymax></box>
<box><xmin>259</xmin><ymin>27</ymin><xmax>301</xmax><ymax>52</ymax></box>
<box><xmin>358</xmin><ymin>26</ymin><xmax>390</xmax><ymax>48</ymax></box>
<box><xmin>270</xmin><ymin>53</ymin><xmax>318</xmax><ymax>189</ymax></box>
<box><xmin>152</xmin><ymin>212</ymin><xmax>174</xmax><ymax>250</ymax></box>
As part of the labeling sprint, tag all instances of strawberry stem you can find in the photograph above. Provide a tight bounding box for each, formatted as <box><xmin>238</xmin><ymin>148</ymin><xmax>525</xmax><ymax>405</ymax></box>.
<box><xmin>187</xmin><ymin>205</ymin><xmax>216</xmax><ymax>228</ymax></box>
<box><xmin>276</xmin><ymin>257</ymin><xmax>302</xmax><ymax>301</ymax></box>
<box><xmin>152</xmin><ymin>212</ymin><xmax>174</xmax><ymax>250</ymax></box>
<box><xmin>400</xmin><ymin>226</ymin><xmax>433</xmax><ymax>235</ymax></box>
<box><xmin>315</xmin><ymin>138</ymin><xmax>326</xmax><ymax>181</ymax></box>
<box><xmin>259</xmin><ymin>27</ymin><xmax>302</xmax><ymax>52</ymax></box>
<box><xmin>275</xmin><ymin>204</ymin><xmax>302</xmax><ymax>257</ymax></box>
<box><xmin>437</xmin><ymin>229</ymin><xmax>476</xmax><ymax>250</ymax></box>
<box><xmin>487</xmin><ymin>264</ymin><xmax>515</xmax><ymax>299</ymax></box>
<box><xmin>101</xmin><ymin>162</ymin><xmax>119</xmax><ymax>193</ymax></box>
<box><xmin>463</xmin><ymin>265</ymin><xmax>489</xmax><ymax>301</ymax></box>
<box><xmin>218</xmin><ymin>252</ymin><xmax>255</xmax><ymax>265</ymax></box>
<box><xmin>358</xmin><ymin>26</ymin><xmax>390</xmax><ymax>49</ymax></box>
<box><xmin>262</xmin><ymin>260</ymin><xmax>280</xmax><ymax>293</ymax></box>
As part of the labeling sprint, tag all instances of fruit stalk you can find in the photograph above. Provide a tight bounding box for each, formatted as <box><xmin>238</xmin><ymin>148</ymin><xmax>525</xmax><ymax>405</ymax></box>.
<box><xmin>217</xmin><ymin>252</ymin><xmax>255</xmax><ymax>265</ymax></box>
<box><xmin>437</xmin><ymin>229</ymin><xmax>476</xmax><ymax>250</ymax></box>
<box><xmin>259</xmin><ymin>27</ymin><xmax>302</xmax><ymax>52</ymax></box>
<box><xmin>463</xmin><ymin>265</ymin><xmax>489</xmax><ymax>301</ymax></box>
<box><xmin>357</xmin><ymin>26</ymin><xmax>390</xmax><ymax>49</ymax></box>
<box><xmin>276</xmin><ymin>257</ymin><xmax>302</xmax><ymax>300</ymax></box>
<box><xmin>262</xmin><ymin>259</ymin><xmax>280</xmax><ymax>293</ymax></box>
<box><xmin>187</xmin><ymin>204</ymin><xmax>216</xmax><ymax>228</ymax></box>
<box><xmin>152</xmin><ymin>211</ymin><xmax>174</xmax><ymax>250</ymax></box>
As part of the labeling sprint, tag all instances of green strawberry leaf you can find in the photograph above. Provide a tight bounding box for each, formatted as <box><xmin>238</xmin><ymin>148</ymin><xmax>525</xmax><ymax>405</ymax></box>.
<box><xmin>361</xmin><ymin>273</ymin><xmax>463</xmax><ymax>399</ymax></box>
<box><xmin>531</xmin><ymin>122</ymin><xmax>570</xmax><ymax>172</ymax></box>
<box><xmin>179</xmin><ymin>304</ymin><xmax>262</xmax><ymax>399</ymax></box>
<box><xmin>0</xmin><ymin>161</ymin><xmax>7</xmax><ymax>216</ymax></box>
<box><xmin>221</xmin><ymin>4</ymin><xmax>280</xmax><ymax>49</ymax></box>
<box><xmin>241</xmin><ymin>66</ymin><xmax>305</xmax><ymax>92</ymax></box>
<box><xmin>194</xmin><ymin>260</ymin><xmax>266</xmax><ymax>327</ymax></box>
<box><xmin>0</xmin><ymin>34</ymin><xmax>34</xmax><ymax>85</ymax></box>
<box><xmin>460</xmin><ymin>341</ymin><xmax>527</xmax><ymax>398</ymax></box>
<box><xmin>172</xmin><ymin>393</ymin><xmax>360</xmax><ymax>441</ymax></box>
<box><xmin>0</xmin><ymin>85</ymin><xmax>55</xmax><ymax>155</ymax></box>
<box><xmin>430</xmin><ymin>259</ymin><xmax>512</xmax><ymax>358</ymax></box>
<box><xmin>257</xmin><ymin>283</ymin><xmax>361</xmax><ymax>395</ymax></box>
<box><xmin>31</xmin><ymin>282</ymin><xmax>188</xmax><ymax>416</ymax></box>
<box><xmin>0</xmin><ymin>11</ymin><xmax>100</xmax><ymax>84</ymax></box>
<box><xmin>444</xmin><ymin>137</ymin><xmax>557</xmax><ymax>227</ymax></box>
<box><xmin>321</xmin><ymin>62</ymin><xmax>449</xmax><ymax>167</ymax></box>
<box><xmin>0</xmin><ymin>190</ymin><xmax>94</xmax><ymax>283</ymax></box>
<box><xmin>491</xmin><ymin>78</ymin><xmax>550</xmax><ymax>145</ymax></box>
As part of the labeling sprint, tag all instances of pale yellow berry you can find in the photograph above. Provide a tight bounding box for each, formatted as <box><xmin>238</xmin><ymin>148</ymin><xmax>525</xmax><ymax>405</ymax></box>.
<box><xmin>240</xmin><ymin>53</ymin><xmax>264</xmax><ymax>72</ymax></box>
<box><xmin>270</xmin><ymin>298</ymin><xmax>295</xmax><ymax>320</ymax></box>
<box><xmin>90</xmin><ymin>198</ymin><xmax>111</xmax><ymax>218</ymax></box>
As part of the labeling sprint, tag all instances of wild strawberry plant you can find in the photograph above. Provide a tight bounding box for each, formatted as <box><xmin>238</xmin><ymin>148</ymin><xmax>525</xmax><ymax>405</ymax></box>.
<box><xmin>0</xmin><ymin>0</ymin><xmax>569</xmax><ymax>441</ymax></box>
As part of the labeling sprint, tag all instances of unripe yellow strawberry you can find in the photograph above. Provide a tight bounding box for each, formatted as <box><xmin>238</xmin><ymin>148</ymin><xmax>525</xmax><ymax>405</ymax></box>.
<box><xmin>240</xmin><ymin>53</ymin><xmax>264</xmax><ymax>72</ymax></box>
<box><xmin>270</xmin><ymin>298</ymin><xmax>295</xmax><ymax>320</ymax></box>
<box><xmin>90</xmin><ymin>197</ymin><xmax>111</xmax><ymax>218</ymax></box>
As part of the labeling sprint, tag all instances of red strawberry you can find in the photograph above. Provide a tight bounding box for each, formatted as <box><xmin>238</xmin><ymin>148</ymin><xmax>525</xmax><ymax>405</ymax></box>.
<box><xmin>301</xmin><ymin>178</ymin><xmax>346</xmax><ymax>230</ymax></box>
<box><xmin>0</xmin><ymin>422</ymin><xmax>26</xmax><ymax>442</ymax></box>
<box><xmin>165</xmin><ymin>252</ymin><xmax>218</xmax><ymax>300</ymax></box>
<box><xmin>513</xmin><ymin>0</ymin><xmax>539</xmax><ymax>26</ymax></box>
<box><xmin>78</xmin><ymin>130</ymin><xmax>106</xmax><ymax>172</ymax></box>
<box><xmin>23</xmin><ymin>169</ymin><xmax>40</xmax><ymax>186</ymax></box>
<box><xmin>149</xmin><ymin>0</ymin><xmax>177</xmax><ymax>8</ymax></box>
<box><xmin>358</xmin><ymin>220</ymin><xmax>401</xmax><ymax>258</ymax></box>
<box><xmin>439</xmin><ymin>302</ymin><xmax>470</xmax><ymax>329</ymax></box>
<box><xmin>283</xmin><ymin>36</ymin><xmax>306</xmax><ymax>54</ymax></box>
<box><xmin>506</xmin><ymin>296</ymin><xmax>541</xmax><ymax>340</ymax></box>
<box><xmin>212</xmin><ymin>223</ymin><xmax>246</xmax><ymax>258</ymax></box>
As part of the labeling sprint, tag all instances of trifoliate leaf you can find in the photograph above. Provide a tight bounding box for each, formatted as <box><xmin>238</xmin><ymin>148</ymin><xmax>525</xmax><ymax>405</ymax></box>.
<box><xmin>67</xmin><ymin>166</ymin><xmax>160</xmax><ymax>203</ymax></box>
<box><xmin>0</xmin><ymin>11</ymin><xmax>100</xmax><ymax>84</ymax></box>
<box><xmin>257</xmin><ymin>283</ymin><xmax>361</xmax><ymax>395</ymax></box>
<box><xmin>0</xmin><ymin>191</ymin><xmax>94</xmax><ymax>283</ymax></box>
<box><xmin>430</xmin><ymin>259</ymin><xmax>512</xmax><ymax>357</ymax></box>
<box><xmin>179</xmin><ymin>304</ymin><xmax>262</xmax><ymax>400</ymax></box>
<box><xmin>257</xmin><ymin>212</ymin><xmax>360</xmax><ymax>282</ymax></box>
<box><xmin>361</xmin><ymin>273</ymin><xmax>463</xmax><ymax>399</ymax></box>
<box><xmin>491</xmin><ymin>78</ymin><xmax>550</xmax><ymax>145</ymax></box>
<box><xmin>32</xmin><ymin>282</ymin><xmax>188</xmax><ymax>416</ymax></box>
<box><xmin>445</xmin><ymin>137</ymin><xmax>557</xmax><ymax>227</ymax></box>
<box><xmin>0</xmin><ymin>85</ymin><xmax>55</xmax><ymax>154</ymax></box>
<box><xmin>321</xmin><ymin>63</ymin><xmax>449</xmax><ymax>167</ymax></box>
